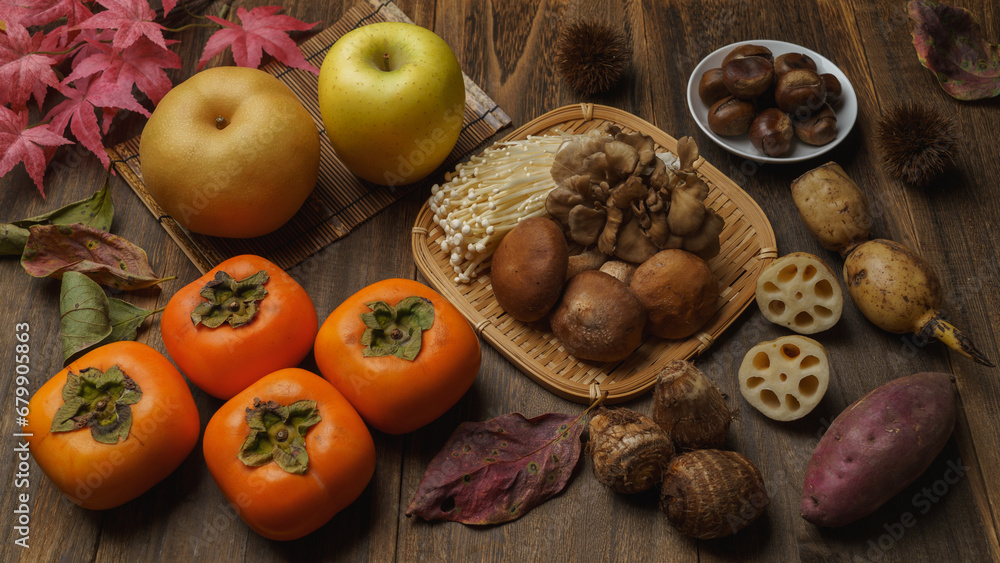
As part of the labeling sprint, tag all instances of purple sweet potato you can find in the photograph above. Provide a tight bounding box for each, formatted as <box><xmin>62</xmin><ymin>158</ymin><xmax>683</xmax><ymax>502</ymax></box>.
<box><xmin>800</xmin><ymin>372</ymin><xmax>956</xmax><ymax>527</ymax></box>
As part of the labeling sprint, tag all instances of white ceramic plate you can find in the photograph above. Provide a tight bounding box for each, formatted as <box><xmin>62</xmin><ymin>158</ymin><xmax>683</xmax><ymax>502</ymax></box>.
<box><xmin>686</xmin><ymin>40</ymin><xmax>857</xmax><ymax>163</ymax></box>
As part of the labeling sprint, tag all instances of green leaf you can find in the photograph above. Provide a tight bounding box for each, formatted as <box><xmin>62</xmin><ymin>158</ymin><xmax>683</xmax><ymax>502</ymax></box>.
<box><xmin>96</xmin><ymin>298</ymin><xmax>164</xmax><ymax>349</ymax></box>
<box><xmin>22</xmin><ymin>223</ymin><xmax>172</xmax><ymax>290</ymax></box>
<box><xmin>14</xmin><ymin>179</ymin><xmax>114</xmax><ymax>232</ymax></box>
<box><xmin>50</xmin><ymin>397</ymin><xmax>89</xmax><ymax>433</ymax></box>
<box><xmin>0</xmin><ymin>224</ymin><xmax>30</xmax><ymax>256</ymax></box>
<box><xmin>59</xmin><ymin>272</ymin><xmax>112</xmax><ymax>365</ymax></box>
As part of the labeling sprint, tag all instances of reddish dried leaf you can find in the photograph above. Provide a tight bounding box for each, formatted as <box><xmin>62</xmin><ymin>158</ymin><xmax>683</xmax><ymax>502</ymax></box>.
<box><xmin>199</xmin><ymin>6</ymin><xmax>319</xmax><ymax>75</ymax></box>
<box><xmin>78</xmin><ymin>0</ymin><xmax>167</xmax><ymax>52</ymax></box>
<box><xmin>21</xmin><ymin>223</ymin><xmax>172</xmax><ymax>289</ymax></box>
<box><xmin>19</xmin><ymin>0</ymin><xmax>93</xmax><ymax>27</ymax></box>
<box><xmin>66</xmin><ymin>36</ymin><xmax>181</xmax><ymax>105</ymax></box>
<box><xmin>45</xmin><ymin>74</ymin><xmax>148</xmax><ymax>169</ymax></box>
<box><xmin>0</xmin><ymin>107</ymin><xmax>73</xmax><ymax>197</ymax></box>
<box><xmin>0</xmin><ymin>21</ymin><xmax>63</xmax><ymax>109</ymax></box>
<box><xmin>406</xmin><ymin>412</ymin><xmax>584</xmax><ymax>525</ymax></box>
<box><xmin>909</xmin><ymin>0</ymin><xmax>1000</xmax><ymax>100</ymax></box>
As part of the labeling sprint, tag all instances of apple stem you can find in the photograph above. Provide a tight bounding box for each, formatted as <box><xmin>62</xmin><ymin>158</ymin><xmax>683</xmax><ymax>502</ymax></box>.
<box><xmin>215</xmin><ymin>116</ymin><xmax>229</xmax><ymax>130</ymax></box>
<box><xmin>382</xmin><ymin>53</ymin><xmax>391</xmax><ymax>72</ymax></box>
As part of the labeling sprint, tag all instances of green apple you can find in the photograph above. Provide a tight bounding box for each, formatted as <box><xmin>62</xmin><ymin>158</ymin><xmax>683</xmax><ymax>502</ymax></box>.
<box><xmin>317</xmin><ymin>22</ymin><xmax>465</xmax><ymax>186</ymax></box>
<box><xmin>140</xmin><ymin>66</ymin><xmax>320</xmax><ymax>238</ymax></box>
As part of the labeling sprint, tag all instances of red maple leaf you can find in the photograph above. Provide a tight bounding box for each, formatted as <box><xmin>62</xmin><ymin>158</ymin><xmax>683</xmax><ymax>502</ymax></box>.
<box><xmin>0</xmin><ymin>106</ymin><xmax>73</xmax><ymax>197</ymax></box>
<box><xmin>199</xmin><ymin>6</ymin><xmax>319</xmax><ymax>75</ymax></box>
<box><xmin>66</xmin><ymin>36</ymin><xmax>181</xmax><ymax>105</ymax></box>
<box><xmin>19</xmin><ymin>0</ymin><xmax>93</xmax><ymax>27</ymax></box>
<box><xmin>77</xmin><ymin>0</ymin><xmax>167</xmax><ymax>52</ymax></box>
<box><xmin>45</xmin><ymin>74</ymin><xmax>148</xmax><ymax>169</ymax></box>
<box><xmin>0</xmin><ymin>21</ymin><xmax>64</xmax><ymax>109</ymax></box>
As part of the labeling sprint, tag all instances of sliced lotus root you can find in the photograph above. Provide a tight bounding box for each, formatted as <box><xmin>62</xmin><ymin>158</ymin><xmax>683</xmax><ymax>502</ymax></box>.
<box><xmin>738</xmin><ymin>335</ymin><xmax>829</xmax><ymax>421</ymax></box>
<box><xmin>755</xmin><ymin>252</ymin><xmax>843</xmax><ymax>334</ymax></box>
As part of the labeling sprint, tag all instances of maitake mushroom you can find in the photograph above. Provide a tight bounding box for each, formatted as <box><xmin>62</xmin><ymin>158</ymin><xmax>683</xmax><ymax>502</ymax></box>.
<box><xmin>545</xmin><ymin>125</ymin><xmax>723</xmax><ymax>264</ymax></box>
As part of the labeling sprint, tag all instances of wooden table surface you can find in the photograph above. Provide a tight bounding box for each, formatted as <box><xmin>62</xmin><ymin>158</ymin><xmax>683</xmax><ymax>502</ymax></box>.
<box><xmin>2</xmin><ymin>0</ymin><xmax>999</xmax><ymax>561</ymax></box>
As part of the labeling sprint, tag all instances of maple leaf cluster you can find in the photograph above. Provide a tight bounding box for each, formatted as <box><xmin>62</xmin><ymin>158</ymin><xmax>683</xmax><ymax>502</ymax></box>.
<box><xmin>0</xmin><ymin>0</ymin><xmax>319</xmax><ymax>197</ymax></box>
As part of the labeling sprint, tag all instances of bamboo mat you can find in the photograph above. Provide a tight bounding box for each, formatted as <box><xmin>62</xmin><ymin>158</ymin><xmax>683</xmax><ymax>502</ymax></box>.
<box><xmin>108</xmin><ymin>0</ymin><xmax>510</xmax><ymax>273</ymax></box>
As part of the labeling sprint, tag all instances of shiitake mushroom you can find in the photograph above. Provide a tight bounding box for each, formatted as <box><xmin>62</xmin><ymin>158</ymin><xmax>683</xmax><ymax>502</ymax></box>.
<box><xmin>550</xmin><ymin>270</ymin><xmax>646</xmax><ymax>363</ymax></box>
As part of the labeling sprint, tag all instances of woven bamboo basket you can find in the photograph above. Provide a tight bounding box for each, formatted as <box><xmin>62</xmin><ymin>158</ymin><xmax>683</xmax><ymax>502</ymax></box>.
<box><xmin>412</xmin><ymin>103</ymin><xmax>777</xmax><ymax>404</ymax></box>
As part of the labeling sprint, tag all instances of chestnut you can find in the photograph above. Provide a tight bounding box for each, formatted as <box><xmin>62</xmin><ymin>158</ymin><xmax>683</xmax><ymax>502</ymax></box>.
<box><xmin>775</xmin><ymin>69</ymin><xmax>826</xmax><ymax>116</ymax></box>
<box><xmin>749</xmin><ymin>108</ymin><xmax>794</xmax><ymax>157</ymax></box>
<box><xmin>707</xmin><ymin>96</ymin><xmax>756</xmax><ymax>137</ymax></box>
<box><xmin>698</xmin><ymin>68</ymin><xmax>730</xmax><ymax>106</ymax></box>
<box><xmin>793</xmin><ymin>103</ymin><xmax>837</xmax><ymax>145</ymax></box>
<box><xmin>821</xmin><ymin>73</ymin><xmax>843</xmax><ymax>106</ymax></box>
<box><xmin>723</xmin><ymin>56</ymin><xmax>774</xmax><ymax>100</ymax></box>
<box><xmin>721</xmin><ymin>44</ymin><xmax>773</xmax><ymax>66</ymax></box>
<box><xmin>773</xmin><ymin>52</ymin><xmax>817</xmax><ymax>76</ymax></box>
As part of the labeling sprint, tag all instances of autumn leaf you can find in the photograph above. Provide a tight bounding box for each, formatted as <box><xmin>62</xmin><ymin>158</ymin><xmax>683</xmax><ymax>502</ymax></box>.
<box><xmin>19</xmin><ymin>0</ymin><xmax>94</xmax><ymax>28</ymax></box>
<box><xmin>77</xmin><ymin>0</ymin><xmax>168</xmax><ymax>52</ymax></box>
<box><xmin>199</xmin><ymin>6</ymin><xmax>319</xmax><ymax>75</ymax></box>
<box><xmin>21</xmin><ymin>223</ymin><xmax>173</xmax><ymax>289</ymax></box>
<box><xmin>0</xmin><ymin>21</ymin><xmax>65</xmax><ymax>109</ymax></box>
<box><xmin>909</xmin><ymin>0</ymin><xmax>1000</xmax><ymax>100</ymax></box>
<box><xmin>45</xmin><ymin>74</ymin><xmax>149</xmax><ymax>168</ymax></box>
<box><xmin>66</xmin><ymin>35</ymin><xmax>181</xmax><ymax>105</ymax></box>
<box><xmin>2</xmin><ymin>178</ymin><xmax>114</xmax><ymax>255</ymax></box>
<box><xmin>406</xmin><ymin>411</ymin><xmax>585</xmax><ymax>525</ymax></box>
<box><xmin>0</xmin><ymin>106</ymin><xmax>73</xmax><ymax>197</ymax></box>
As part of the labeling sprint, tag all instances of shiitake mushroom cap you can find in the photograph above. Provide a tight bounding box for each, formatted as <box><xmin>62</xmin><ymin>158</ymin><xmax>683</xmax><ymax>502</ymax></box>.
<box><xmin>550</xmin><ymin>270</ymin><xmax>646</xmax><ymax>363</ymax></box>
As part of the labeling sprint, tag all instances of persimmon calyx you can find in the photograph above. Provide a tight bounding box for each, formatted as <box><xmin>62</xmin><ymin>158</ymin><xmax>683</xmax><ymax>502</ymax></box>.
<box><xmin>191</xmin><ymin>270</ymin><xmax>269</xmax><ymax>328</ymax></box>
<box><xmin>51</xmin><ymin>365</ymin><xmax>142</xmax><ymax>444</ymax></box>
<box><xmin>238</xmin><ymin>398</ymin><xmax>321</xmax><ymax>474</ymax></box>
<box><xmin>359</xmin><ymin>296</ymin><xmax>435</xmax><ymax>361</ymax></box>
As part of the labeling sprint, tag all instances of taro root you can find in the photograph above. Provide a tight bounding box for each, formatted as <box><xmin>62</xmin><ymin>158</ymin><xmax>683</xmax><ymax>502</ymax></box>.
<box><xmin>723</xmin><ymin>56</ymin><xmax>774</xmax><ymax>100</ymax></box>
<box><xmin>773</xmin><ymin>52</ymin><xmax>817</xmax><ymax>76</ymax></box>
<box><xmin>652</xmin><ymin>360</ymin><xmax>731</xmax><ymax>449</ymax></box>
<box><xmin>587</xmin><ymin>407</ymin><xmax>675</xmax><ymax>494</ymax></box>
<box><xmin>793</xmin><ymin>103</ymin><xmax>837</xmax><ymax>146</ymax></box>
<box><xmin>698</xmin><ymin>68</ymin><xmax>730</xmax><ymax>106</ymax></box>
<box><xmin>660</xmin><ymin>449</ymin><xmax>769</xmax><ymax>539</ymax></box>
<box><xmin>545</xmin><ymin>126</ymin><xmax>724</xmax><ymax>265</ymax></box>
<box><xmin>775</xmin><ymin>69</ymin><xmax>826</xmax><ymax>116</ymax></box>
<box><xmin>490</xmin><ymin>216</ymin><xmax>568</xmax><ymax>322</ymax></box>
<box><xmin>629</xmin><ymin>249</ymin><xmax>720</xmax><ymax>340</ymax></box>
<box><xmin>550</xmin><ymin>270</ymin><xmax>646</xmax><ymax>363</ymax></box>
<box><xmin>708</xmin><ymin>96</ymin><xmax>756</xmax><ymax>136</ymax></box>
<box><xmin>749</xmin><ymin>108</ymin><xmax>794</xmax><ymax>157</ymax></box>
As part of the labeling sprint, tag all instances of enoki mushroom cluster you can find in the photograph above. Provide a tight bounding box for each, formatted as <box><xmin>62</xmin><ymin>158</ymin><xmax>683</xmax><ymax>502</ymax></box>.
<box><xmin>429</xmin><ymin>134</ymin><xmax>568</xmax><ymax>283</ymax></box>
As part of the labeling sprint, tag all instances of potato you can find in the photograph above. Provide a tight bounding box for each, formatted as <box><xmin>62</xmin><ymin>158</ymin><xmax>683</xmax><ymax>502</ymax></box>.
<box><xmin>844</xmin><ymin>239</ymin><xmax>993</xmax><ymax>366</ymax></box>
<box><xmin>800</xmin><ymin>372</ymin><xmax>956</xmax><ymax>527</ymax></box>
<box><xmin>490</xmin><ymin>217</ymin><xmax>568</xmax><ymax>322</ymax></box>
<box><xmin>790</xmin><ymin>162</ymin><xmax>871</xmax><ymax>256</ymax></box>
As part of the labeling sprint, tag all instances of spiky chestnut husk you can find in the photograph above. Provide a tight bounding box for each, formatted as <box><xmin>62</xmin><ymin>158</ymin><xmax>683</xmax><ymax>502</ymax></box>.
<box><xmin>652</xmin><ymin>360</ymin><xmax>733</xmax><ymax>450</ymax></box>
<box><xmin>660</xmin><ymin>449</ymin><xmax>769</xmax><ymax>539</ymax></box>
<box><xmin>875</xmin><ymin>102</ymin><xmax>958</xmax><ymax>187</ymax></box>
<box><xmin>554</xmin><ymin>21</ymin><xmax>632</xmax><ymax>95</ymax></box>
<box><xmin>586</xmin><ymin>407</ymin><xmax>674</xmax><ymax>494</ymax></box>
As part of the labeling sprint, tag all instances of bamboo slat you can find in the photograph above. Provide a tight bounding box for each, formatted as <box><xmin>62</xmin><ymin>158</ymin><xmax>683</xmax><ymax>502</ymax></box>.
<box><xmin>412</xmin><ymin>103</ymin><xmax>777</xmax><ymax>404</ymax></box>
